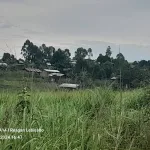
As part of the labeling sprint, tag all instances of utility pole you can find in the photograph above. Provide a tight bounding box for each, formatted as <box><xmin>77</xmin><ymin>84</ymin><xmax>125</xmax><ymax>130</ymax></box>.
<box><xmin>119</xmin><ymin>45</ymin><xmax>123</xmax><ymax>112</ymax></box>
<box><xmin>119</xmin><ymin>45</ymin><xmax>122</xmax><ymax>90</ymax></box>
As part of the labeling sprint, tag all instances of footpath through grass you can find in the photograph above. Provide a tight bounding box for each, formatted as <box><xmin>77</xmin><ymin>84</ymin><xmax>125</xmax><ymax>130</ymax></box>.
<box><xmin>0</xmin><ymin>88</ymin><xmax>150</xmax><ymax>150</ymax></box>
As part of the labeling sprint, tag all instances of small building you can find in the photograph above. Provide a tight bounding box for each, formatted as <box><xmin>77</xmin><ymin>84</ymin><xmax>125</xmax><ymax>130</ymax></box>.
<box><xmin>10</xmin><ymin>63</ymin><xmax>25</xmax><ymax>70</ymax></box>
<box><xmin>40</xmin><ymin>71</ymin><xmax>48</xmax><ymax>78</ymax></box>
<box><xmin>44</xmin><ymin>69</ymin><xmax>60</xmax><ymax>73</ymax></box>
<box><xmin>25</xmin><ymin>68</ymin><xmax>42</xmax><ymax>73</ymax></box>
<box><xmin>49</xmin><ymin>73</ymin><xmax>64</xmax><ymax>82</ymax></box>
<box><xmin>59</xmin><ymin>83</ymin><xmax>79</xmax><ymax>90</ymax></box>
<box><xmin>46</xmin><ymin>62</ymin><xmax>51</xmax><ymax>66</ymax></box>
<box><xmin>40</xmin><ymin>69</ymin><xmax>64</xmax><ymax>82</ymax></box>
<box><xmin>49</xmin><ymin>73</ymin><xmax>64</xmax><ymax>77</ymax></box>
<box><xmin>18</xmin><ymin>59</ymin><xmax>24</xmax><ymax>64</ymax></box>
<box><xmin>71</xmin><ymin>60</ymin><xmax>76</xmax><ymax>66</ymax></box>
<box><xmin>63</xmin><ymin>68</ymin><xmax>72</xmax><ymax>72</ymax></box>
<box><xmin>40</xmin><ymin>69</ymin><xmax>60</xmax><ymax>78</ymax></box>
<box><xmin>23</xmin><ymin>68</ymin><xmax>42</xmax><ymax>78</ymax></box>
<box><xmin>111</xmin><ymin>77</ymin><xmax>118</xmax><ymax>80</ymax></box>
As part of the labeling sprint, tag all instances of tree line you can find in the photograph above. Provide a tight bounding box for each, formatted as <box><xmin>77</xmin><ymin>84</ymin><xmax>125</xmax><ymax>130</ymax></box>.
<box><xmin>1</xmin><ymin>39</ymin><xmax>150</xmax><ymax>88</ymax></box>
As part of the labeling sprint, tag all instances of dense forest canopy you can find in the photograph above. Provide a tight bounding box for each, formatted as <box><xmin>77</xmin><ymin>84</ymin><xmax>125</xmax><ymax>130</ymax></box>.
<box><xmin>1</xmin><ymin>39</ymin><xmax>150</xmax><ymax>88</ymax></box>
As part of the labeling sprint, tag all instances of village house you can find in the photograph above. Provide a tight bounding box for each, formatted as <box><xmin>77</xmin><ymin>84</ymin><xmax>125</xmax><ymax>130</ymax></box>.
<box><xmin>59</xmin><ymin>83</ymin><xmax>80</xmax><ymax>90</ymax></box>
<box><xmin>24</xmin><ymin>68</ymin><xmax>42</xmax><ymax>78</ymax></box>
<box><xmin>25</xmin><ymin>68</ymin><xmax>42</xmax><ymax>74</ymax></box>
<box><xmin>40</xmin><ymin>69</ymin><xmax>64</xmax><ymax>82</ymax></box>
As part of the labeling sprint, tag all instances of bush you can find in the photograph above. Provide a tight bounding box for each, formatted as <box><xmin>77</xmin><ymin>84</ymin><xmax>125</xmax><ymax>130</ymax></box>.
<box><xmin>128</xmin><ymin>88</ymin><xmax>150</xmax><ymax>110</ymax></box>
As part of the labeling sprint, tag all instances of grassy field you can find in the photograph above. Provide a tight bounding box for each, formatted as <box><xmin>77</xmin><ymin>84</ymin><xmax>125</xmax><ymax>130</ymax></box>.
<box><xmin>0</xmin><ymin>70</ymin><xmax>58</xmax><ymax>92</ymax></box>
<box><xmin>0</xmin><ymin>86</ymin><xmax>150</xmax><ymax>150</ymax></box>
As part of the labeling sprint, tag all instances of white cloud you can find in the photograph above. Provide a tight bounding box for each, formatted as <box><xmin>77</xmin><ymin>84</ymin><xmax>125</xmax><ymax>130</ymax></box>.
<box><xmin>0</xmin><ymin>0</ymin><xmax>150</xmax><ymax>60</ymax></box>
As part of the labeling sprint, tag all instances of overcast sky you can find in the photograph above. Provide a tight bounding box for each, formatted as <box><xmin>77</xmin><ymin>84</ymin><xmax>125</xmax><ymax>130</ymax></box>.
<box><xmin>0</xmin><ymin>0</ymin><xmax>150</xmax><ymax>61</ymax></box>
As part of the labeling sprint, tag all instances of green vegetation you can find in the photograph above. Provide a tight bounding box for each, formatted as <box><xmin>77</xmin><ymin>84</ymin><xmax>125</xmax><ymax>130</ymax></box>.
<box><xmin>1</xmin><ymin>40</ymin><xmax>150</xmax><ymax>149</ymax></box>
<box><xmin>1</xmin><ymin>39</ymin><xmax>150</xmax><ymax>89</ymax></box>
<box><xmin>0</xmin><ymin>87</ymin><xmax>149</xmax><ymax>150</ymax></box>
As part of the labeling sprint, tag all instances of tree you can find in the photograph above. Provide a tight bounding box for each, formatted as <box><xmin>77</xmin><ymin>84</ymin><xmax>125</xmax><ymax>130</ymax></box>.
<box><xmin>74</xmin><ymin>47</ymin><xmax>88</xmax><ymax>60</ymax></box>
<box><xmin>51</xmin><ymin>48</ymin><xmax>71</xmax><ymax>71</ymax></box>
<box><xmin>106</xmin><ymin>46</ymin><xmax>112</xmax><ymax>57</ymax></box>
<box><xmin>2</xmin><ymin>53</ymin><xmax>11</xmax><ymax>62</ymax></box>
<box><xmin>87</xmin><ymin>48</ymin><xmax>93</xmax><ymax>59</ymax></box>
<box><xmin>21</xmin><ymin>39</ymin><xmax>43</xmax><ymax>67</ymax></box>
<box><xmin>19</xmin><ymin>39</ymin><xmax>150</xmax><ymax>89</ymax></box>
<box><xmin>2</xmin><ymin>53</ymin><xmax>17</xmax><ymax>64</ymax></box>
<box><xmin>74</xmin><ymin>58</ymin><xmax>87</xmax><ymax>73</ymax></box>
<box><xmin>116</xmin><ymin>52</ymin><xmax>125</xmax><ymax>61</ymax></box>
<box><xmin>139</xmin><ymin>60</ymin><xmax>148</xmax><ymax>67</ymax></box>
<box><xmin>103</xmin><ymin>61</ymin><xmax>114</xmax><ymax>78</ymax></box>
<box><xmin>97</xmin><ymin>54</ymin><xmax>111</xmax><ymax>64</ymax></box>
<box><xmin>76</xmin><ymin>71</ymin><xmax>89</xmax><ymax>87</ymax></box>
<box><xmin>90</xmin><ymin>63</ymin><xmax>106</xmax><ymax>79</ymax></box>
<box><xmin>64</xmin><ymin>49</ymin><xmax>71</xmax><ymax>57</ymax></box>
<box><xmin>40</xmin><ymin>44</ymin><xmax>55</xmax><ymax>63</ymax></box>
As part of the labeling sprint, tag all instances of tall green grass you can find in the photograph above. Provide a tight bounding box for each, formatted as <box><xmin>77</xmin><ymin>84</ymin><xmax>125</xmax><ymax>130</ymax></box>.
<box><xmin>0</xmin><ymin>88</ymin><xmax>149</xmax><ymax>150</ymax></box>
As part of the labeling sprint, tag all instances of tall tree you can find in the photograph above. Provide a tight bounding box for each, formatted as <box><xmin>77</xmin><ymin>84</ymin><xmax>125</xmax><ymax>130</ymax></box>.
<box><xmin>103</xmin><ymin>61</ymin><xmax>113</xmax><ymax>78</ymax></box>
<box><xmin>87</xmin><ymin>48</ymin><xmax>93</xmax><ymax>59</ymax></box>
<box><xmin>139</xmin><ymin>60</ymin><xmax>148</xmax><ymax>67</ymax></box>
<box><xmin>2</xmin><ymin>53</ymin><xmax>17</xmax><ymax>64</ymax></box>
<box><xmin>64</xmin><ymin>49</ymin><xmax>71</xmax><ymax>57</ymax></box>
<box><xmin>75</xmin><ymin>59</ymin><xmax>88</xmax><ymax>73</ymax></box>
<box><xmin>116</xmin><ymin>52</ymin><xmax>125</xmax><ymax>61</ymax></box>
<box><xmin>21</xmin><ymin>39</ymin><xmax>43</xmax><ymax>67</ymax></box>
<box><xmin>40</xmin><ymin>44</ymin><xmax>55</xmax><ymax>62</ymax></box>
<box><xmin>51</xmin><ymin>48</ymin><xmax>71</xmax><ymax>71</ymax></box>
<box><xmin>74</xmin><ymin>47</ymin><xmax>88</xmax><ymax>60</ymax></box>
<box><xmin>97</xmin><ymin>54</ymin><xmax>111</xmax><ymax>64</ymax></box>
<box><xmin>106</xmin><ymin>46</ymin><xmax>112</xmax><ymax>57</ymax></box>
<box><xmin>2</xmin><ymin>53</ymin><xmax>11</xmax><ymax>62</ymax></box>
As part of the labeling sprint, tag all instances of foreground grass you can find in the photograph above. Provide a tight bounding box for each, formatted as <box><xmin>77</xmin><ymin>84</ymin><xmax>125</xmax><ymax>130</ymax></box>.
<box><xmin>0</xmin><ymin>88</ymin><xmax>150</xmax><ymax>150</ymax></box>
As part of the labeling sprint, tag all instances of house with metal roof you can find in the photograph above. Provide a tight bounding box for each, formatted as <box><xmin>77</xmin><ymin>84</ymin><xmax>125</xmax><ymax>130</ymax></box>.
<box><xmin>49</xmin><ymin>73</ymin><xmax>64</xmax><ymax>77</ymax></box>
<box><xmin>59</xmin><ymin>83</ymin><xmax>79</xmax><ymax>90</ymax></box>
<box><xmin>111</xmin><ymin>77</ymin><xmax>118</xmax><ymax>80</ymax></box>
<box><xmin>40</xmin><ymin>69</ymin><xmax>64</xmax><ymax>82</ymax></box>
<box><xmin>44</xmin><ymin>69</ymin><xmax>60</xmax><ymax>73</ymax></box>
<box><xmin>25</xmin><ymin>68</ymin><xmax>42</xmax><ymax>73</ymax></box>
<box><xmin>40</xmin><ymin>69</ymin><xmax>60</xmax><ymax>78</ymax></box>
